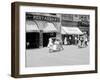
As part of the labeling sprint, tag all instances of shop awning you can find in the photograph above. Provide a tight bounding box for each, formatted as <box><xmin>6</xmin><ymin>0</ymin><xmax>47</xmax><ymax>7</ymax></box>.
<box><xmin>43</xmin><ymin>23</ymin><xmax>58</xmax><ymax>32</ymax></box>
<box><xmin>26</xmin><ymin>21</ymin><xmax>39</xmax><ymax>32</ymax></box>
<box><xmin>61</xmin><ymin>26</ymin><xmax>83</xmax><ymax>35</ymax></box>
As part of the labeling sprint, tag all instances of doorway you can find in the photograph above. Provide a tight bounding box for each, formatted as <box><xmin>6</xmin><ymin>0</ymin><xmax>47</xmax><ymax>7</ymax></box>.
<box><xmin>26</xmin><ymin>32</ymin><xmax>40</xmax><ymax>49</ymax></box>
<box><xmin>43</xmin><ymin>32</ymin><xmax>56</xmax><ymax>47</ymax></box>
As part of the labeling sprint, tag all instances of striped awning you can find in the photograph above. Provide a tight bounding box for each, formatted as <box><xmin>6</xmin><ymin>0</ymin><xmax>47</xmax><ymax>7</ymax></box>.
<box><xmin>26</xmin><ymin>21</ymin><xmax>39</xmax><ymax>32</ymax></box>
<box><xmin>43</xmin><ymin>23</ymin><xmax>57</xmax><ymax>32</ymax></box>
<box><xmin>61</xmin><ymin>26</ymin><xmax>83</xmax><ymax>35</ymax></box>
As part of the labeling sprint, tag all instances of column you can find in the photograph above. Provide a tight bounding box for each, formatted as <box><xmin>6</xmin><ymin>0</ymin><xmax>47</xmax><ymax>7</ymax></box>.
<box><xmin>39</xmin><ymin>30</ymin><xmax>43</xmax><ymax>48</ymax></box>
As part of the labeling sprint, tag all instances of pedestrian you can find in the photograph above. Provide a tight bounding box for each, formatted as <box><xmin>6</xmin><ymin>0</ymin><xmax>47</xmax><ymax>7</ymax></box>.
<box><xmin>53</xmin><ymin>39</ymin><xmax>57</xmax><ymax>50</ymax></box>
<box><xmin>75</xmin><ymin>36</ymin><xmax>78</xmax><ymax>45</ymax></box>
<box><xmin>64</xmin><ymin>37</ymin><xmax>67</xmax><ymax>45</ymax></box>
<box><xmin>78</xmin><ymin>36</ymin><xmax>84</xmax><ymax>48</ymax></box>
<box><xmin>69</xmin><ymin>36</ymin><xmax>72</xmax><ymax>45</ymax></box>
<box><xmin>84</xmin><ymin>36</ymin><xmax>88</xmax><ymax>47</ymax></box>
<box><xmin>59</xmin><ymin>39</ymin><xmax>64</xmax><ymax>50</ymax></box>
<box><xmin>47</xmin><ymin>38</ymin><xmax>53</xmax><ymax>53</ymax></box>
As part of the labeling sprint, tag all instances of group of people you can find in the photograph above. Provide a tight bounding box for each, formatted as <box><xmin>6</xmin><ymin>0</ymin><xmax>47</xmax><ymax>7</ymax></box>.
<box><xmin>63</xmin><ymin>36</ymin><xmax>78</xmax><ymax>45</ymax></box>
<box><xmin>63</xmin><ymin>34</ymin><xmax>89</xmax><ymax>48</ymax></box>
<box><xmin>47</xmin><ymin>33</ymin><xmax>89</xmax><ymax>53</ymax></box>
<box><xmin>78</xmin><ymin>35</ymin><xmax>88</xmax><ymax>48</ymax></box>
<box><xmin>47</xmin><ymin>38</ymin><xmax>64</xmax><ymax>53</ymax></box>
<box><xmin>63</xmin><ymin>35</ymin><xmax>89</xmax><ymax>48</ymax></box>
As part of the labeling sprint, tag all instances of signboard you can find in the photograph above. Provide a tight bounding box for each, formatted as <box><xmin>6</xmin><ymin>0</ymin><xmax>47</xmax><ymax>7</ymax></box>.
<box><xmin>26</xmin><ymin>13</ymin><xmax>60</xmax><ymax>22</ymax></box>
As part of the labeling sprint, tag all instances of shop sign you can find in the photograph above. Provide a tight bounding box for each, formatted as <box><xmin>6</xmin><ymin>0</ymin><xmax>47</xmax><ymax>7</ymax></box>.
<box><xmin>26</xmin><ymin>14</ymin><xmax>60</xmax><ymax>22</ymax></box>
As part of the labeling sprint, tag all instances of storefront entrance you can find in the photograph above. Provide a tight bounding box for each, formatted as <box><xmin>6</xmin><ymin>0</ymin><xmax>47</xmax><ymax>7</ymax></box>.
<box><xmin>26</xmin><ymin>32</ymin><xmax>40</xmax><ymax>49</ymax></box>
<box><xmin>43</xmin><ymin>32</ymin><xmax>56</xmax><ymax>47</ymax></box>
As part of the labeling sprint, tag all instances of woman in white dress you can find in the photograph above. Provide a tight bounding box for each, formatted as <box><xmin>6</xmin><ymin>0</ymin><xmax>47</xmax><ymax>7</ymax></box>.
<box><xmin>64</xmin><ymin>37</ymin><xmax>67</xmax><ymax>45</ymax></box>
<box><xmin>47</xmin><ymin>38</ymin><xmax>53</xmax><ymax>53</ymax></box>
<box><xmin>54</xmin><ymin>39</ymin><xmax>59</xmax><ymax>51</ymax></box>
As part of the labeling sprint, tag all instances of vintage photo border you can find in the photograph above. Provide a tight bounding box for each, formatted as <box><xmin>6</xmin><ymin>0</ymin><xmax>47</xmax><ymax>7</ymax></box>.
<box><xmin>11</xmin><ymin>2</ymin><xmax>98</xmax><ymax>78</ymax></box>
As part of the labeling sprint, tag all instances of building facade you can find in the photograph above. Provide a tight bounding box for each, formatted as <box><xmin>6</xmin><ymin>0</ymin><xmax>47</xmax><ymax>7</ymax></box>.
<box><xmin>26</xmin><ymin>13</ymin><xmax>90</xmax><ymax>49</ymax></box>
<box><xmin>26</xmin><ymin>13</ymin><xmax>61</xmax><ymax>49</ymax></box>
<box><xmin>61</xmin><ymin>14</ymin><xmax>90</xmax><ymax>35</ymax></box>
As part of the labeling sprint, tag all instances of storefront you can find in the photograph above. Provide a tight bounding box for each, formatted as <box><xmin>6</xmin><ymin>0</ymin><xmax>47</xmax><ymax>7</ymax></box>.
<box><xmin>43</xmin><ymin>22</ymin><xmax>58</xmax><ymax>47</ymax></box>
<box><xmin>61</xmin><ymin>26</ymin><xmax>83</xmax><ymax>45</ymax></box>
<box><xmin>26</xmin><ymin>13</ymin><xmax>61</xmax><ymax>49</ymax></box>
<box><xmin>26</xmin><ymin>21</ymin><xmax>40</xmax><ymax>49</ymax></box>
